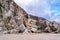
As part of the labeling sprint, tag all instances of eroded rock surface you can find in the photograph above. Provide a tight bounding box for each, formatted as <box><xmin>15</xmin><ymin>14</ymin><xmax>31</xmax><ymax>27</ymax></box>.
<box><xmin>0</xmin><ymin>0</ymin><xmax>60</xmax><ymax>34</ymax></box>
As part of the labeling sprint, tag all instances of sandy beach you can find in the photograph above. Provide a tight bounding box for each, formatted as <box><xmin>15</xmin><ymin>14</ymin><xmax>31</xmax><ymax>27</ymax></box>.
<box><xmin>0</xmin><ymin>33</ymin><xmax>60</xmax><ymax>40</ymax></box>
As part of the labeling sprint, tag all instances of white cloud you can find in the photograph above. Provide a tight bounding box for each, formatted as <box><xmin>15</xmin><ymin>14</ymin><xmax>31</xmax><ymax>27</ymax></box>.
<box><xmin>54</xmin><ymin>17</ymin><xmax>60</xmax><ymax>23</ymax></box>
<box><xmin>50</xmin><ymin>0</ymin><xmax>60</xmax><ymax>4</ymax></box>
<box><xmin>14</xmin><ymin>0</ymin><xmax>60</xmax><ymax>23</ymax></box>
<box><xmin>14</xmin><ymin>0</ymin><xmax>51</xmax><ymax>18</ymax></box>
<box><xmin>14</xmin><ymin>0</ymin><xmax>33</xmax><ymax>5</ymax></box>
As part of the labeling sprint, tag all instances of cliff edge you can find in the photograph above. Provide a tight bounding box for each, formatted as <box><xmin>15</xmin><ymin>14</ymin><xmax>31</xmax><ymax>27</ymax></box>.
<box><xmin>0</xmin><ymin>0</ymin><xmax>60</xmax><ymax>34</ymax></box>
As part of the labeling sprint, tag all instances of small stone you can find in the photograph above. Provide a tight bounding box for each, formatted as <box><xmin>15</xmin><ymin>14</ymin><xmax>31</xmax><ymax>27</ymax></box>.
<box><xmin>36</xmin><ymin>30</ymin><xmax>42</xmax><ymax>33</ymax></box>
<box><xmin>23</xmin><ymin>29</ymin><xmax>29</xmax><ymax>34</ymax></box>
<box><xmin>0</xmin><ymin>21</ymin><xmax>4</xmax><ymax>27</ymax></box>
<box><xmin>31</xmin><ymin>28</ymin><xmax>37</xmax><ymax>33</ymax></box>
<box><xmin>44</xmin><ymin>26</ymin><xmax>51</xmax><ymax>33</ymax></box>
<box><xmin>2</xmin><ymin>31</ymin><xmax>9</xmax><ymax>34</ymax></box>
<box><xmin>9</xmin><ymin>29</ymin><xmax>19</xmax><ymax>34</ymax></box>
<box><xmin>0</xmin><ymin>27</ymin><xmax>3</xmax><ymax>31</ymax></box>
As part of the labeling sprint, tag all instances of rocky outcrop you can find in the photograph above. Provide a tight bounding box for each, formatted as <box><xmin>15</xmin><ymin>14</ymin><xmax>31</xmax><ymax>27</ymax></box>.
<box><xmin>0</xmin><ymin>0</ymin><xmax>60</xmax><ymax>34</ymax></box>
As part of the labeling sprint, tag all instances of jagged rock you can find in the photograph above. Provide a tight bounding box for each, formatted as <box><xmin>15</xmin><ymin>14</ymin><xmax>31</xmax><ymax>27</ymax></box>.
<box><xmin>49</xmin><ymin>22</ymin><xmax>57</xmax><ymax>32</ymax></box>
<box><xmin>0</xmin><ymin>27</ymin><xmax>3</xmax><ymax>31</ymax></box>
<box><xmin>2</xmin><ymin>31</ymin><xmax>9</xmax><ymax>34</ymax></box>
<box><xmin>44</xmin><ymin>26</ymin><xmax>51</xmax><ymax>33</ymax></box>
<box><xmin>23</xmin><ymin>29</ymin><xmax>29</xmax><ymax>34</ymax></box>
<box><xmin>0</xmin><ymin>21</ymin><xmax>4</xmax><ymax>27</ymax></box>
<box><xmin>14</xmin><ymin>16</ymin><xmax>23</xmax><ymax>26</ymax></box>
<box><xmin>55</xmin><ymin>24</ymin><xmax>60</xmax><ymax>33</ymax></box>
<box><xmin>53</xmin><ymin>21</ymin><xmax>59</xmax><ymax>29</ymax></box>
<box><xmin>0</xmin><ymin>0</ymin><xmax>60</xmax><ymax>34</ymax></box>
<box><xmin>8</xmin><ymin>29</ymin><xmax>19</xmax><ymax>34</ymax></box>
<box><xmin>31</xmin><ymin>28</ymin><xmax>37</xmax><ymax>33</ymax></box>
<box><xmin>16</xmin><ymin>24</ymin><xmax>25</xmax><ymax>33</ymax></box>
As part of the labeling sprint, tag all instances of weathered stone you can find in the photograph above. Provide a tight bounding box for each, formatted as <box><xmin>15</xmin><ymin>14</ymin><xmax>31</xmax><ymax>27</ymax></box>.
<box><xmin>23</xmin><ymin>29</ymin><xmax>29</xmax><ymax>34</ymax></box>
<box><xmin>14</xmin><ymin>16</ymin><xmax>23</xmax><ymax>26</ymax></box>
<box><xmin>44</xmin><ymin>26</ymin><xmax>51</xmax><ymax>33</ymax></box>
<box><xmin>56</xmin><ymin>24</ymin><xmax>60</xmax><ymax>33</ymax></box>
<box><xmin>0</xmin><ymin>21</ymin><xmax>4</xmax><ymax>27</ymax></box>
<box><xmin>0</xmin><ymin>0</ymin><xmax>60</xmax><ymax>34</ymax></box>
<box><xmin>31</xmin><ymin>28</ymin><xmax>37</xmax><ymax>33</ymax></box>
<box><xmin>53</xmin><ymin>21</ymin><xmax>59</xmax><ymax>29</ymax></box>
<box><xmin>0</xmin><ymin>27</ymin><xmax>3</xmax><ymax>31</ymax></box>
<box><xmin>16</xmin><ymin>24</ymin><xmax>25</xmax><ymax>33</ymax></box>
<box><xmin>9</xmin><ymin>29</ymin><xmax>19</xmax><ymax>34</ymax></box>
<box><xmin>49</xmin><ymin>22</ymin><xmax>57</xmax><ymax>32</ymax></box>
<box><xmin>2</xmin><ymin>31</ymin><xmax>9</xmax><ymax>34</ymax></box>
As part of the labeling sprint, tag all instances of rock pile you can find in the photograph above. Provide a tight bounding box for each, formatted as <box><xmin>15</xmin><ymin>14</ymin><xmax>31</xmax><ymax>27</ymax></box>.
<box><xmin>0</xmin><ymin>0</ymin><xmax>60</xmax><ymax>34</ymax></box>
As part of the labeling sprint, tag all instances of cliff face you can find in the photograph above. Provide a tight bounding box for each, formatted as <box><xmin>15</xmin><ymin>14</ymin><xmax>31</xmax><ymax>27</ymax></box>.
<box><xmin>0</xmin><ymin>0</ymin><xmax>60</xmax><ymax>34</ymax></box>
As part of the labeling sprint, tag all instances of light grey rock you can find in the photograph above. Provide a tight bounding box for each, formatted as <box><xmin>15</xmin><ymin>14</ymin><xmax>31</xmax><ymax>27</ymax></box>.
<box><xmin>0</xmin><ymin>27</ymin><xmax>3</xmax><ymax>31</ymax></box>
<box><xmin>9</xmin><ymin>29</ymin><xmax>19</xmax><ymax>34</ymax></box>
<box><xmin>44</xmin><ymin>26</ymin><xmax>51</xmax><ymax>33</ymax></box>
<box><xmin>2</xmin><ymin>31</ymin><xmax>9</xmax><ymax>34</ymax></box>
<box><xmin>16</xmin><ymin>24</ymin><xmax>25</xmax><ymax>33</ymax></box>
<box><xmin>31</xmin><ymin>28</ymin><xmax>37</xmax><ymax>33</ymax></box>
<box><xmin>0</xmin><ymin>21</ymin><xmax>4</xmax><ymax>27</ymax></box>
<box><xmin>23</xmin><ymin>29</ymin><xmax>29</xmax><ymax>34</ymax></box>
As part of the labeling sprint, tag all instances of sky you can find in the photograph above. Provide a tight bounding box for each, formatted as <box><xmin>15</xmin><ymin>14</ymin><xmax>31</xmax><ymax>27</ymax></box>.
<box><xmin>14</xmin><ymin>0</ymin><xmax>60</xmax><ymax>23</ymax></box>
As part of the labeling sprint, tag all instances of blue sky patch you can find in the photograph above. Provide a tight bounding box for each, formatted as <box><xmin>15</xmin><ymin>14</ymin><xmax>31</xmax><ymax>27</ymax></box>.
<box><xmin>14</xmin><ymin>0</ymin><xmax>60</xmax><ymax>23</ymax></box>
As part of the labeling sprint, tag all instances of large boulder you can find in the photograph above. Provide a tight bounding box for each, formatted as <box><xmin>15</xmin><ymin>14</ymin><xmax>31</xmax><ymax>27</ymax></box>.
<box><xmin>16</xmin><ymin>24</ymin><xmax>25</xmax><ymax>33</ymax></box>
<box><xmin>49</xmin><ymin>22</ymin><xmax>58</xmax><ymax>32</ymax></box>
<box><xmin>31</xmin><ymin>28</ymin><xmax>37</xmax><ymax>33</ymax></box>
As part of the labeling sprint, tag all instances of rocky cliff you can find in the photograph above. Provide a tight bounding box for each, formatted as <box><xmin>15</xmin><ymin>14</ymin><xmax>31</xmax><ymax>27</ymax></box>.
<box><xmin>0</xmin><ymin>0</ymin><xmax>60</xmax><ymax>34</ymax></box>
